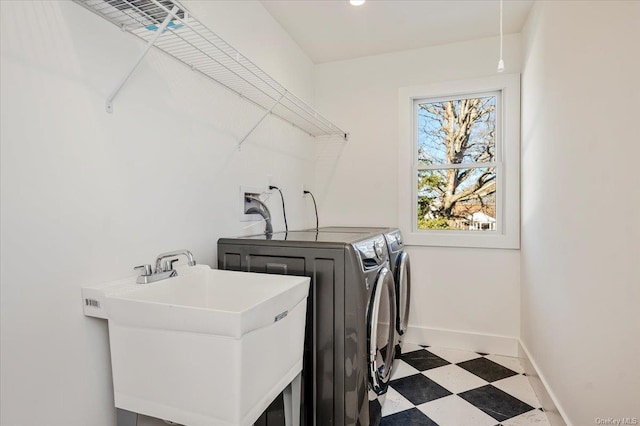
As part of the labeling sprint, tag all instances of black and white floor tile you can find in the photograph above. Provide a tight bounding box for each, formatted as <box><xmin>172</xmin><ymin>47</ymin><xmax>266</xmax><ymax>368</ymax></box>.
<box><xmin>381</xmin><ymin>344</ymin><xmax>550</xmax><ymax>426</ymax></box>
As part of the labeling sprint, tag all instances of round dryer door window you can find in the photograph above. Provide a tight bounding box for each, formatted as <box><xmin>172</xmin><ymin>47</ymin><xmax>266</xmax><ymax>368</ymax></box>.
<box><xmin>368</xmin><ymin>267</ymin><xmax>397</xmax><ymax>394</ymax></box>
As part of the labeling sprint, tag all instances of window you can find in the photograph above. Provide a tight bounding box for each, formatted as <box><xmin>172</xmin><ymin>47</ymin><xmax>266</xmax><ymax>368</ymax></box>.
<box><xmin>417</xmin><ymin>92</ymin><xmax>499</xmax><ymax>232</ymax></box>
<box><xmin>398</xmin><ymin>75</ymin><xmax>520</xmax><ymax>249</ymax></box>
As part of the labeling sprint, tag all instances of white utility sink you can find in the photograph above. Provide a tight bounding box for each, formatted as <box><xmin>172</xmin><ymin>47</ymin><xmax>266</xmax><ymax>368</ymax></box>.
<box><xmin>82</xmin><ymin>265</ymin><xmax>310</xmax><ymax>426</ymax></box>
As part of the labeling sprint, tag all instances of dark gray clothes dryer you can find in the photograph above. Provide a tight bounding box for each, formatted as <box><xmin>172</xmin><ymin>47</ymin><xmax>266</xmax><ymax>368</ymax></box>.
<box><xmin>217</xmin><ymin>231</ymin><xmax>397</xmax><ymax>426</ymax></box>
<box><xmin>382</xmin><ymin>229</ymin><xmax>411</xmax><ymax>365</ymax></box>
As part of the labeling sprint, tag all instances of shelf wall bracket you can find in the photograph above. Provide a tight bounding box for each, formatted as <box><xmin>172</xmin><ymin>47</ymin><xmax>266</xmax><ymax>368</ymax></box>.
<box><xmin>105</xmin><ymin>5</ymin><xmax>179</xmax><ymax>113</ymax></box>
<box><xmin>237</xmin><ymin>90</ymin><xmax>287</xmax><ymax>150</ymax></box>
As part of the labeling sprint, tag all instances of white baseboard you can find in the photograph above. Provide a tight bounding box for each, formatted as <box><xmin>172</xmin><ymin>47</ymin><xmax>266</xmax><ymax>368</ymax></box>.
<box><xmin>518</xmin><ymin>340</ymin><xmax>570</xmax><ymax>426</ymax></box>
<box><xmin>404</xmin><ymin>325</ymin><xmax>519</xmax><ymax>357</ymax></box>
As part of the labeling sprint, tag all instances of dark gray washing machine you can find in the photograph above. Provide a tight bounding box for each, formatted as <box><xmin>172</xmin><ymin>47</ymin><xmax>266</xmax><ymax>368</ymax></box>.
<box><xmin>316</xmin><ymin>227</ymin><xmax>411</xmax><ymax>363</ymax></box>
<box><xmin>217</xmin><ymin>231</ymin><xmax>397</xmax><ymax>426</ymax></box>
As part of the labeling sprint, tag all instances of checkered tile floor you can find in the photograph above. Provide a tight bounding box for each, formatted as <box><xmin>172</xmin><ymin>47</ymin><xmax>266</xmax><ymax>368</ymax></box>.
<box><xmin>381</xmin><ymin>344</ymin><xmax>550</xmax><ymax>426</ymax></box>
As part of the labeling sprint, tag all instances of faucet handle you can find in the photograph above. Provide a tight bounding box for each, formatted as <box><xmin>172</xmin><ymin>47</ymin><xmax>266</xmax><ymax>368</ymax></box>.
<box><xmin>162</xmin><ymin>258</ymin><xmax>180</xmax><ymax>272</ymax></box>
<box><xmin>134</xmin><ymin>264</ymin><xmax>153</xmax><ymax>276</ymax></box>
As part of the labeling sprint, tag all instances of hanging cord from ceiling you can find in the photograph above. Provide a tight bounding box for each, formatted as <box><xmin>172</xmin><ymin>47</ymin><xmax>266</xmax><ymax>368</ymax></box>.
<box><xmin>497</xmin><ymin>0</ymin><xmax>505</xmax><ymax>72</ymax></box>
<box><xmin>303</xmin><ymin>190</ymin><xmax>319</xmax><ymax>233</ymax></box>
<box><xmin>269</xmin><ymin>186</ymin><xmax>288</xmax><ymax>234</ymax></box>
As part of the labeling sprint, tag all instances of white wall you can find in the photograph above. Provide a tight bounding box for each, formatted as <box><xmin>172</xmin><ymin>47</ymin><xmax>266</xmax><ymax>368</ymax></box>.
<box><xmin>0</xmin><ymin>1</ymin><xmax>316</xmax><ymax>425</ymax></box>
<box><xmin>521</xmin><ymin>1</ymin><xmax>640</xmax><ymax>424</ymax></box>
<box><xmin>314</xmin><ymin>35</ymin><xmax>523</xmax><ymax>354</ymax></box>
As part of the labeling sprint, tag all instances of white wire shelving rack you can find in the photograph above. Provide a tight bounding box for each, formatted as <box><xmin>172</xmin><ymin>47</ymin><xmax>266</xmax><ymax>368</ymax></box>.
<box><xmin>73</xmin><ymin>0</ymin><xmax>348</xmax><ymax>146</ymax></box>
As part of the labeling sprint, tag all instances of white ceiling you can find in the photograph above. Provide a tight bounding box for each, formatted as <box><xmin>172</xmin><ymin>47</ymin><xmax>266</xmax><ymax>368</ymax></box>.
<box><xmin>261</xmin><ymin>0</ymin><xmax>534</xmax><ymax>64</ymax></box>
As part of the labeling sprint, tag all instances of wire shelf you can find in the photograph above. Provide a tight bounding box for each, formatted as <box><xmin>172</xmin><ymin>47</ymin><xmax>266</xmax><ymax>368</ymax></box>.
<box><xmin>74</xmin><ymin>0</ymin><xmax>348</xmax><ymax>141</ymax></box>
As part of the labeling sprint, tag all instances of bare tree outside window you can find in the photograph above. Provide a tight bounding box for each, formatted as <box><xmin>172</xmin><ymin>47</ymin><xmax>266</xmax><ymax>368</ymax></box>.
<box><xmin>416</xmin><ymin>94</ymin><xmax>498</xmax><ymax>231</ymax></box>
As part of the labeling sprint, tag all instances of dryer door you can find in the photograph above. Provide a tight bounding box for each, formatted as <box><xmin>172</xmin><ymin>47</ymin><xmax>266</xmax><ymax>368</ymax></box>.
<box><xmin>396</xmin><ymin>252</ymin><xmax>411</xmax><ymax>336</ymax></box>
<box><xmin>367</xmin><ymin>267</ymin><xmax>397</xmax><ymax>395</ymax></box>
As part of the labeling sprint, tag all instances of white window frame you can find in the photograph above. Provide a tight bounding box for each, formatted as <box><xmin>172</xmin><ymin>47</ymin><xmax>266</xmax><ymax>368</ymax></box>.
<box><xmin>398</xmin><ymin>74</ymin><xmax>520</xmax><ymax>249</ymax></box>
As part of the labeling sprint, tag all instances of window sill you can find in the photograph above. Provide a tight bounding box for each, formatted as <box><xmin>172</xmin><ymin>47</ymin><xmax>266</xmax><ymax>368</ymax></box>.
<box><xmin>402</xmin><ymin>229</ymin><xmax>520</xmax><ymax>249</ymax></box>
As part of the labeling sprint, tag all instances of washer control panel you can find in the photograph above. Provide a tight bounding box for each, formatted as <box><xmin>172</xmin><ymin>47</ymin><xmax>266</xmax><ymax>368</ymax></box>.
<box><xmin>354</xmin><ymin>235</ymin><xmax>388</xmax><ymax>271</ymax></box>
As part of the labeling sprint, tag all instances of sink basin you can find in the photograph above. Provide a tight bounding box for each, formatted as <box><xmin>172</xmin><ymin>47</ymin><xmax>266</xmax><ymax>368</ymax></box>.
<box><xmin>82</xmin><ymin>265</ymin><xmax>310</xmax><ymax>426</ymax></box>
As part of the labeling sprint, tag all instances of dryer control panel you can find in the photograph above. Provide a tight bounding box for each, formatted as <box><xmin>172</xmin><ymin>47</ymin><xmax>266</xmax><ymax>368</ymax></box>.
<box><xmin>384</xmin><ymin>230</ymin><xmax>404</xmax><ymax>253</ymax></box>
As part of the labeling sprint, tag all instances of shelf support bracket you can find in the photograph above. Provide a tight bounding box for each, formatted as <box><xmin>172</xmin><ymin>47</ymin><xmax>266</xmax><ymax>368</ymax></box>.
<box><xmin>238</xmin><ymin>91</ymin><xmax>287</xmax><ymax>150</ymax></box>
<box><xmin>105</xmin><ymin>5</ymin><xmax>179</xmax><ymax>113</ymax></box>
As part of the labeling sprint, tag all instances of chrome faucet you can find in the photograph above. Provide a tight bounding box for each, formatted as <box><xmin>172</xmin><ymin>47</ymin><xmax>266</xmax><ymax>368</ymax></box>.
<box><xmin>134</xmin><ymin>249</ymin><xmax>196</xmax><ymax>284</ymax></box>
<box><xmin>154</xmin><ymin>249</ymin><xmax>196</xmax><ymax>273</ymax></box>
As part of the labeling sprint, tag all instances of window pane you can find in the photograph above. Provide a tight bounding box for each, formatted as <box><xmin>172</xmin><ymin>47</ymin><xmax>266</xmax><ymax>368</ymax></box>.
<box><xmin>417</xmin><ymin>168</ymin><xmax>496</xmax><ymax>231</ymax></box>
<box><xmin>417</xmin><ymin>96</ymin><xmax>496</xmax><ymax>166</ymax></box>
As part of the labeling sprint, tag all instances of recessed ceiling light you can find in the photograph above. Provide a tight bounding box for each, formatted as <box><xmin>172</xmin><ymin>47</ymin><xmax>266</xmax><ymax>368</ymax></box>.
<box><xmin>349</xmin><ymin>0</ymin><xmax>366</xmax><ymax>6</ymax></box>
